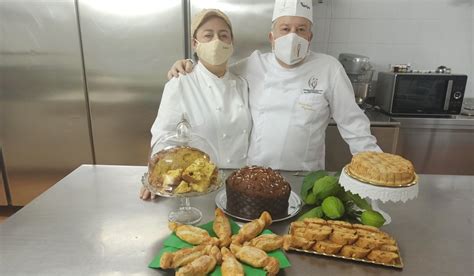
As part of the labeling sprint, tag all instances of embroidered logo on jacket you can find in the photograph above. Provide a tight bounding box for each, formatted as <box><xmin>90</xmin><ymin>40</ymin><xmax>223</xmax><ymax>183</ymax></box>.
<box><xmin>303</xmin><ymin>76</ymin><xmax>323</xmax><ymax>94</ymax></box>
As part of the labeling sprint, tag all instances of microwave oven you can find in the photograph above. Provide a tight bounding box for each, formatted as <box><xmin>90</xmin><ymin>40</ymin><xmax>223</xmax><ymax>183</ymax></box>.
<box><xmin>375</xmin><ymin>72</ymin><xmax>467</xmax><ymax>116</ymax></box>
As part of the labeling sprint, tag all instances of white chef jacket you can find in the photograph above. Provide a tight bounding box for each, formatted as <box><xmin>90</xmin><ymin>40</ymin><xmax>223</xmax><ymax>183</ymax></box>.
<box><xmin>150</xmin><ymin>62</ymin><xmax>252</xmax><ymax>168</ymax></box>
<box><xmin>231</xmin><ymin>50</ymin><xmax>381</xmax><ymax>171</ymax></box>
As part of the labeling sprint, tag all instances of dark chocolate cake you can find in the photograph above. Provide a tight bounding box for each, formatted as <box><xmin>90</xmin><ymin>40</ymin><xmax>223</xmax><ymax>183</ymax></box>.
<box><xmin>225</xmin><ymin>166</ymin><xmax>291</xmax><ymax>219</ymax></box>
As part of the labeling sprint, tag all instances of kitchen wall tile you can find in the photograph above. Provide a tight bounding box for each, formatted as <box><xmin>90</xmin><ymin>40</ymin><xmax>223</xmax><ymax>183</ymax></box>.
<box><xmin>317</xmin><ymin>0</ymin><xmax>473</xmax><ymax>98</ymax></box>
<box><xmin>328</xmin><ymin>19</ymin><xmax>352</xmax><ymax>43</ymax></box>
<box><xmin>312</xmin><ymin>18</ymin><xmax>330</xmax><ymax>53</ymax></box>
<box><xmin>331</xmin><ymin>0</ymin><xmax>352</xmax><ymax>19</ymax></box>
<box><xmin>314</xmin><ymin>0</ymin><xmax>332</xmax><ymax>19</ymax></box>
<box><xmin>348</xmin><ymin>0</ymin><xmax>373</xmax><ymax>19</ymax></box>
<box><xmin>408</xmin><ymin>0</ymin><xmax>446</xmax><ymax>20</ymax></box>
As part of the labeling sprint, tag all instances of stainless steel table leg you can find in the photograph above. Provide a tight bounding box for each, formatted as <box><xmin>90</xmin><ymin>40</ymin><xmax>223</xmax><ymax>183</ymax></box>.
<box><xmin>0</xmin><ymin>147</ymin><xmax>12</xmax><ymax>206</ymax></box>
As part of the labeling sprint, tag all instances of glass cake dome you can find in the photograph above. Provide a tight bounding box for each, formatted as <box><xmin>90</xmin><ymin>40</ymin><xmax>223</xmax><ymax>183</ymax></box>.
<box><xmin>143</xmin><ymin>113</ymin><xmax>223</xmax><ymax>225</ymax></box>
<box><xmin>150</xmin><ymin>114</ymin><xmax>219</xmax><ymax>164</ymax></box>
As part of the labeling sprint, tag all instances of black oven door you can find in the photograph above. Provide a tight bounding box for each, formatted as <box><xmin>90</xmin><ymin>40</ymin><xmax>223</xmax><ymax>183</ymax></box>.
<box><xmin>391</xmin><ymin>75</ymin><xmax>466</xmax><ymax>115</ymax></box>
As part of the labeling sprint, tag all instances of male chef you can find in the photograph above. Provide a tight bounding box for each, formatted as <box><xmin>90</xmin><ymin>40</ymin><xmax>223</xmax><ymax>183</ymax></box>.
<box><xmin>167</xmin><ymin>0</ymin><xmax>381</xmax><ymax>171</ymax></box>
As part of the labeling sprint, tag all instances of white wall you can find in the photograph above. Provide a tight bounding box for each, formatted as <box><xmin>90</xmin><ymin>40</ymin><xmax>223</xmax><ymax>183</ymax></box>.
<box><xmin>311</xmin><ymin>0</ymin><xmax>473</xmax><ymax>98</ymax></box>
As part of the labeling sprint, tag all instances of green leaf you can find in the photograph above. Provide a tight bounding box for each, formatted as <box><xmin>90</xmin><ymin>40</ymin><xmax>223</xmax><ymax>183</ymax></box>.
<box><xmin>342</xmin><ymin>191</ymin><xmax>372</xmax><ymax>211</ymax></box>
<box><xmin>300</xmin><ymin>170</ymin><xmax>328</xmax><ymax>200</ymax></box>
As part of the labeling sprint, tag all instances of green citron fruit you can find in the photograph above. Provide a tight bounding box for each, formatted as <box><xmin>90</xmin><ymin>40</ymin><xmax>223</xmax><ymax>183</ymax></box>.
<box><xmin>360</xmin><ymin>210</ymin><xmax>386</xmax><ymax>228</ymax></box>
<box><xmin>321</xmin><ymin>196</ymin><xmax>345</xmax><ymax>219</ymax></box>
<box><xmin>304</xmin><ymin>192</ymin><xmax>318</xmax><ymax>205</ymax></box>
<box><xmin>297</xmin><ymin>206</ymin><xmax>324</xmax><ymax>221</ymax></box>
<box><xmin>312</xmin><ymin>176</ymin><xmax>341</xmax><ymax>201</ymax></box>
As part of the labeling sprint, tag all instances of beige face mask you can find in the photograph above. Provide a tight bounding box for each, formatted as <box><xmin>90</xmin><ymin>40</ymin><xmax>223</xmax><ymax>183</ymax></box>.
<box><xmin>195</xmin><ymin>39</ymin><xmax>233</xmax><ymax>65</ymax></box>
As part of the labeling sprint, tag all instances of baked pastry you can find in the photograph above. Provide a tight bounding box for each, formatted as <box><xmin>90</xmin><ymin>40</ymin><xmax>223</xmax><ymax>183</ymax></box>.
<box><xmin>367</xmin><ymin>250</ymin><xmax>400</xmax><ymax>264</ymax></box>
<box><xmin>327</xmin><ymin>220</ymin><xmax>352</xmax><ymax>229</ymax></box>
<box><xmin>176</xmin><ymin>255</ymin><xmax>217</xmax><ymax>276</ymax></box>
<box><xmin>340</xmin><ymin>245</ymin><xmax>370</xmax><ymax>258</ymax></box>
<box><xmin>354</xmin><ymin>236</ymin><xmax>383</xmax><ymax>250</ymax></box>
<box><xmin>148</xmin><ymin>146</ymin><xmax>218</xmax><ymax>194</ymax></box>
<box><xmin>329</xmin><ymin>230</ymin><xmax>358</xmax><ymax>245</ymax></box>
<box><xmin>303</xmin><ymin>225</ymin><xmax>333</xmax><ymax>241</ymax></box>
<box><xmin>244</xmin><ymin>234</ymin><xmax>284</xmax><ymax>252</ymax></box>
<box><xmin>283</xmin><ymin>234</ymin><xmax>315</xmax><ymax>250</ymax></box>
<box><xmin>303</xmin><ymin>218</ymin><xmax>327</xmax><ymax>225</ymax></box>
<box><xmin>226</xmin><ymin>166</ymin><xmax>291</xmax><ymax>219</ymax></box>
<box><xmin>286</xmin><ymin>219</ymin><xmax>401</xmax><ymax>266</ymax></box>
<box><xmin>230</xmin><ymin>244</ymin><xmax>280</xmax><ymax>275</ymax></box>
<box><xmin>213</xmin><ymin>208</ymin><xmax>232</xmax><ymax>248</ymax></box>
<box><xmin>221</xmin><ymin>247</ymin><xmax>244</xmax><ymax>276</ymax></box>
<box><xmin>347</xmin><ymin>151</ymin><xmax>415</xmax><ymax>186</ymax></box>
<box><xmin>313</xmin><ymin>240</ymin><xmax>343</xmax><ymax>254</ymax></box>
<box><xmin>168</xmin><ymin>222</ymin><xmax>219</xmax><ymax>246</ymax></box>
<box><xmin>232</xmin><ymin>211</ymin><xmax>272</xmax><ymax>244</ymax></box>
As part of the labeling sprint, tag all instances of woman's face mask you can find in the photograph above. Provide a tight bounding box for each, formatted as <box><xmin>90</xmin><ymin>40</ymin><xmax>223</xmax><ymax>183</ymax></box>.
<box><xmin>195</xmin><ymin>38</ymin><xmax>234</xmax><ymax>66</ymax></box>
<box><xmin>272</xmin><ymin>32</ymin><xmax>310</xmax><ymax>66</ymax></box>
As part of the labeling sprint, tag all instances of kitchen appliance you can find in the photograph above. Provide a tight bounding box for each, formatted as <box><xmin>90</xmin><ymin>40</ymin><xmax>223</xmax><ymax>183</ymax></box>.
<box><xmin>0</xmin><ymin>0</ymin><xmax>276</xmax><ymax>206</ymax></box>
<box><xmin>375</xmin><ymin>70</ymin><xmax>467</xmax><ymax>116</ymax></box>
<box><xmin>338</xmin><ymin>53</ymin><xmax>374</xmax><ymax>105</ymax></box>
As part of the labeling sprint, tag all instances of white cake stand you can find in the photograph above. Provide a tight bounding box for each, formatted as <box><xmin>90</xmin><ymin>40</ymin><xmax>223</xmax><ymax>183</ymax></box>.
<box><xmin>339</xmin><ymin>166</ymin><xmax>419</xmax><ymax>225</ymax></box>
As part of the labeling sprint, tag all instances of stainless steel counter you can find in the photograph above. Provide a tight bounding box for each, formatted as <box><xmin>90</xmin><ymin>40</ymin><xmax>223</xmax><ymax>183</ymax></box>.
<box><xmin>0</xmin><ymin>165</ymin><xmax>472</xmax><ymax>275</ymax></box>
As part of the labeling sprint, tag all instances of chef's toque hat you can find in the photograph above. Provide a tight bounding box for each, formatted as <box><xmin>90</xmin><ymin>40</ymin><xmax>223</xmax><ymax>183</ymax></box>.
<box><xmin>272</xmin><ymin>0</ymin><xmax>313</xmax><ymax>23</ymax></box>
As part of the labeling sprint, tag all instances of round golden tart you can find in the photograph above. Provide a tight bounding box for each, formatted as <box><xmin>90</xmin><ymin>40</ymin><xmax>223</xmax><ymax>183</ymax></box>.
<box><xmin>347</xmin><ymin>152</ymin><xmax>415</xmax><ymax>186</ymax></box>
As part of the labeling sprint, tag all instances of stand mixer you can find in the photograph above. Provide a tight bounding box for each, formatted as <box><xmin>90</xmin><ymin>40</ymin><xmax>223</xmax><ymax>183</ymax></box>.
<box><xmin>338</xmin><ymin>53</ymin><xmax>374</xmax><ymax>105</ymax></box>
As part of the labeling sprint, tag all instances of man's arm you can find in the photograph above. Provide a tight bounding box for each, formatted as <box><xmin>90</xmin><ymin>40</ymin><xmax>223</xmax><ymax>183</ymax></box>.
<box><xmin>328</xmin><ymin>67</ymin><xmax>382</xmax><ymax>154</ymax></box>
<box><xmin>167</xmin><ymin>59</ymin><xmax>194</xmax><ymax>79</ymax></box>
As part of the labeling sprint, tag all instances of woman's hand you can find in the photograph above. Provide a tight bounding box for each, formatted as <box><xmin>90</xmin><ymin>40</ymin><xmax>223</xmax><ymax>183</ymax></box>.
<box><xmin>140</xmin><ymin>186</ymin><xmax>156</xmax><ymax>200</ymax></box>
<box><xmin>167</xmin><ymin>59</ymin><xmax>194</xmax><ymax>79</ymax></box>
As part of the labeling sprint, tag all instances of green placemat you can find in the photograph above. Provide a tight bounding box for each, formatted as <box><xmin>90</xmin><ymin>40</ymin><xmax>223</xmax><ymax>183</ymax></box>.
<box><xmin>149</xmin><ymin>220</ymin><xmax>291</xmax><ymax>276</ymax></box>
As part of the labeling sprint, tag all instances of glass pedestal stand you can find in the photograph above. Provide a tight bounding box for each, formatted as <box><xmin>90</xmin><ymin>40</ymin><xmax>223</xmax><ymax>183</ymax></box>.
<box><xmin>169</xmin><ymin>197</ymin><xmax>202</xmax><ymax>225</ymax></box>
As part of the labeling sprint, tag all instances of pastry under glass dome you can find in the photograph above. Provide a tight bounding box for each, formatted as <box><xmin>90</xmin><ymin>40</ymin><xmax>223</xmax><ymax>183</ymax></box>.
<box><xmin>142</xmin><ymin>114</ymin><xmax>224</xmax><ymax>225</ymax></box>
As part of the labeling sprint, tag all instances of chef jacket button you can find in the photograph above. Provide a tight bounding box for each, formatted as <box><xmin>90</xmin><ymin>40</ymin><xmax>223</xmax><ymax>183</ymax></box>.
<box><xmin>222</xmin><ymin>133</ymin><xmax>227</xmax><ymax>138</ymax></box>
<box><xmin>226</xmin><ymin>159</ymin><xmax>231</xmax><ymax>163</ymax></box>
<box><xmin>238</xmin><ymin>103</ymin><xmax>243</xmax><ymax>109</ymax></box>
<box><xmin>216</xmin><ymin>106</ymin><xmax>222</xmax><ymax>111</ymax></box>
<box><xmin>242</xmin><ymin>129</ymin><xmax>247</xmax><ymax>134</ymax></box>
<box><xmin>242</xmin><ymin>154</ymin><xmax>247</xmax><ymax>158</ymax></box>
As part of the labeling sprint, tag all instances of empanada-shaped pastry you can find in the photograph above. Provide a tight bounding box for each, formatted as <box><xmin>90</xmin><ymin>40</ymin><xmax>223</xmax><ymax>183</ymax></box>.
<box><xmin>160</xmin><ymin>244</ymin><xmax>220</xmax><ymax>269</ymax></box>
<box><xmin>160</xmin><ymin>244</ymin><xmax>207</xmax><ymax>269</ymax></box>
<box><xmin>230</xmin><ymin>244</ymin><xmax>279</xmax><ymax>276</ymax></box>
<box><xmin>213</xmin><ymin>208</ymin><xmax>232</xmax><ymax>248</ymax></box>
<box><xmin>169</xmin><ymin>222</ymin><xmax>219</xmax><ymax>246</ymax></box>
<box><xmin>175</xmin><ymin>255</ymin><xmax>217</xmax><ymax>276</ymax></box>
<box><xmin>221</xmin><ymin>247</ymin><xmax>244</xmax><ymax>276</ymax></box>
<box><xmin>244</xmin><ymin>234</ymin><xmax>284</xmax><ymax>252</ymax></box>
<box><xmin>232</xmin><ymin>211</ymin><xmax>272</xmax><ymax>244</ymax></box>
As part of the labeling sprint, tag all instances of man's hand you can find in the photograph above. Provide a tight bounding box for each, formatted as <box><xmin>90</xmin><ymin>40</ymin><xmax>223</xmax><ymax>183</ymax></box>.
<box><xmin>167</xmin><ymin>59</ymin><xmax>194</xmax><ymax>79</ymax></box>
<box><xmin>140</xmin><ymin>186</ymin><xmax>156</xmax><ymax>200</ymax></box>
